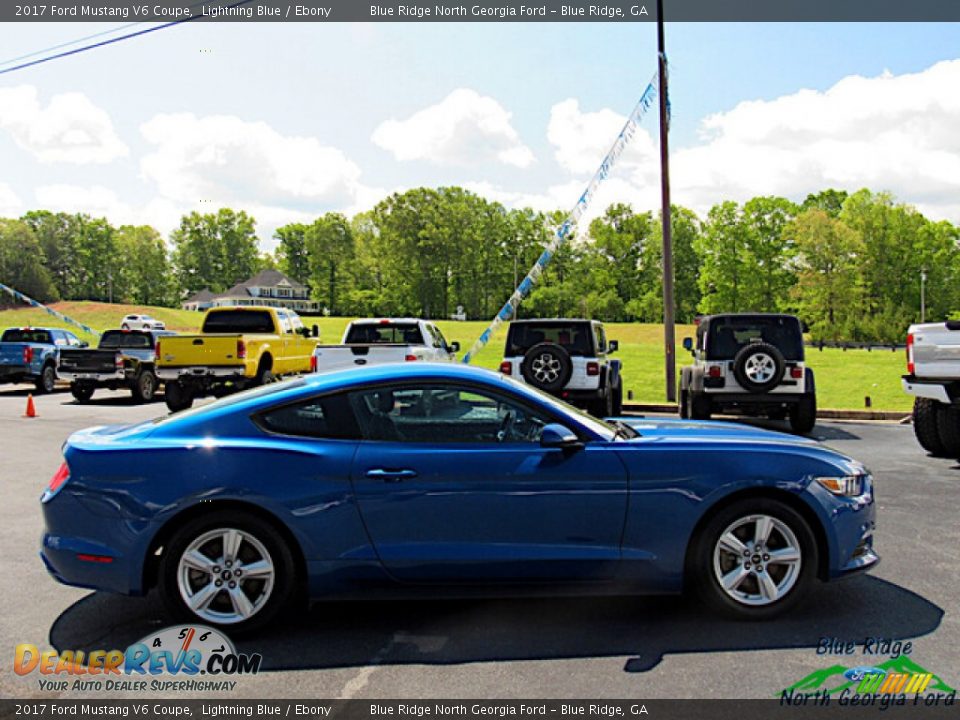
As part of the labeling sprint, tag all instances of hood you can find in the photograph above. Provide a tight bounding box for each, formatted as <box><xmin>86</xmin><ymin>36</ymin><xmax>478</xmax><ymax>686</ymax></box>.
<box><xmin>616</xmin><ymin>416</ymin><xmax>818</xmax><ymax>446</ymax></box>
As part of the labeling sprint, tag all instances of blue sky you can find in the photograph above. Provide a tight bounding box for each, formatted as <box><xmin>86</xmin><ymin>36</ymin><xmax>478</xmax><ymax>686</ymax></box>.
<box><xmin>1</xmin><ymin>21</ymin><xmax>959</xmax><ymax>248</ymax></box>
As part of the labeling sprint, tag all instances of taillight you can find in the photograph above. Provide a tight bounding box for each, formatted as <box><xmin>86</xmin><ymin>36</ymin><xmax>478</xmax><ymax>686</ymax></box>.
<box><xmin>586</xmin><ymin>361</ymin><xmax>600</xmax><ymax>376</ymax></box>
<box><xmin>155</xmin><ymin>340</ymin><xmax>161</xmax><ymax>356</ymax></box>
<box><xmin>790</xmin><ymin>367</ymin><xmax>803</xmax><ymax>379</ymax></box>
<box><xmin>907</xmin><ymin>333</ymin><xmax>915</xmax><ymax>375</ymax></box>
<box><xmin>310</xmin><ymin>354</ymin><xmax>317</xmax><ymax>372</ymax></box>
<box><xmin>404</xmin><ymin>354</ymin><xmax>417</xmax><ymax>362</ymax></box>
<box><xmin>237</xmin><ymin>339</ymin><xmax>246</xmax><ymax>360</ymax></box>
<box><xmin>499</xmin><ymin>361</ymin><xmax>512</xmax><ymax>374</ymax></box>
<box><xmin>115</xmin><ymin>353</ymin><xmax>124</xmax><ymax>370</ymax></box>
<box><xmin>45</xmin><ymin>461</ymin><xmax>70</xmax><ymax>499</ymax></box>
<box><xmin>708</xmin><ymin>365</ymin><xmax>722</xmax><ymax>378</ymax></box>
<box><xmin>23</xmin><ymin>346</ymin><xmax>33</xmax><ymax>363</ymax></box>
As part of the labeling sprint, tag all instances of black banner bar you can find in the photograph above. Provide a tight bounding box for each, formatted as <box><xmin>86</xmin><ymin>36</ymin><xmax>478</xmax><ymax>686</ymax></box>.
<box><xmin>5</xmin><ymin>0</ymin><xmax>960</xmax><ymax>23</ymax></box>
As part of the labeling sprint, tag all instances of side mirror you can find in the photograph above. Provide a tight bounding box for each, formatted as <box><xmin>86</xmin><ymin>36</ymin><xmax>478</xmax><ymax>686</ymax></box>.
<box><xmin>449</xmin><ymin>341</ymin><xmax>460</xmax><ymax>353</ymax></box>
<box><xmin>540</xmin><ymin>423</ymin><xmax>583</xmax><ymax>451</ymax></box>
<box><xmin>79</xmin><ymin>341</ymin><xmax>89</xmax><ymax>348</ymax></box>
<box><xmin>607</xmin><ymin>340</ymin><xmax>618</xmax><ymax>354</ymax></box>
<box><xmin>682</xmin><ymin>337</ymin><xmax>693</xmax><ymax>353</ymax></box>
<box><xmin>312</xmin><ymin>324</ymin><xmax>320</xmax><ymax>338</ymax></box>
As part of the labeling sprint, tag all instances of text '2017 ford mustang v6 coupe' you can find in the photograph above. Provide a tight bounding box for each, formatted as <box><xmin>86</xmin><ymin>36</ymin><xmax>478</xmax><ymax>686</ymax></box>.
<box><xmin>41</xmin><ymin>364</ymin><xmax>878</xmax><ymax>631</ymax></box>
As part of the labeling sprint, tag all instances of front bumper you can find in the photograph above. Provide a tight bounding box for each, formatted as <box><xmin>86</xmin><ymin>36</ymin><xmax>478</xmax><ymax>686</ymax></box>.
<box><xmin>806</xmin><ymin>476</ymin><xmax>880</xmax><ymax>580</ymax></box>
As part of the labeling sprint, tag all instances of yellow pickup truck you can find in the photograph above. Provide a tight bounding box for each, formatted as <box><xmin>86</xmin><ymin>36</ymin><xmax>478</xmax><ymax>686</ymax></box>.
<box><xmin>156</xmin><ymin>307</ymin><xmax>319</xmax><ymax>411</ymax></box>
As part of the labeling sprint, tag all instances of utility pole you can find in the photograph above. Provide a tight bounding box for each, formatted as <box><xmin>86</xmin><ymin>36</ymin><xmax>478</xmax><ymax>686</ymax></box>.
<box><xmin>657</xmin><ymin>0</ymin><xmax>676</xmax><ymax>402</ymax></box>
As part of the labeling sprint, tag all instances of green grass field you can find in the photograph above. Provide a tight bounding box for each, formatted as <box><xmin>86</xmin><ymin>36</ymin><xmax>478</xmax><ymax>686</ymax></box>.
<box><xmin>0</xmin><ymin>301</ymin><xmax>912</xmax><ymax>411</ymax></box>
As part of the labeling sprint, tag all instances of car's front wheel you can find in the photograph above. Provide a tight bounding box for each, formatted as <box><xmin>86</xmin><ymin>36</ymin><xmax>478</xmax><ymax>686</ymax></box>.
<box><xmin>692</xmin><ymin>498</ymin><xmax>817</xmax><ymax>619</ymax></box>
<box><xmin>158</xmin><ymin>511</ymin><xmax>297</xmax><ymax>632</ymax></box>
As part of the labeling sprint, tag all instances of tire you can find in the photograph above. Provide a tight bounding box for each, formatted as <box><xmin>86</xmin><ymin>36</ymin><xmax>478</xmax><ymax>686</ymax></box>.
<box><xmin>121</xmin><ymin>324</ymin><xmax>130</xmax><ymax>330</ymax></box>
<box><xmin>35</xmin><ymin>364</ymin><xmax>56</xmax><ymax>394</ymax></box>
<box><xmin>70</xmin><ymin>383</ymin><xmax>95</xmax><ymax>403</ymax></box>
<box><xmin>732</xmin><ymin>343</ymin><xmax>786</xmax><ymax>393</ymax></box>
<box><xmin>789</xmin><ymin>395</ymin><xmax>817</xmax><ymax>434</ymax></box>
<box><xmin>913</xmin><ymin>398</ymin><xmax>947</xmax><ymax>456</ymax></box>
<box><xmin>612</xmin><ymin>381</ymin><xmax>623</xmax><ymax>416</ymax></box>
<box><xmin>935</xmin><ymin>403</ymin><xmax>960</xmax><ymax>458</ymax></box>
<box><xmin>690</xmin><ymin>392</ymin><xmax>712</xmax><ymax>420</ymax></box>
<box><xmin>589</xmin><ymin>388</ymin><xmax>614</xmax><ymax>418</ymax></box>
<box><xmin>691</xmin><ymin>498</ymin><xmax>818</xmax><ymax>620</ymax></box>
<box><xmin>520</xmin><ymin>343</ymin><xmax>573</xmax><ymax>393</ymax></box>
<box><xmin>131</xmin><ymin>370</ymin><xmax>157</xmax><ymax>403</ymax></box>
<box><xmin>256</xmin><ymin>368</ymin><xmax>276</xmax><ymax>386</ymax></box>
<box><xmin>165</xmin><ymin>380</ymin><xmax>194</xmax><ymax>412</ymax></box>
<box><xmin>157</xmin><ymin>511</ymin><xmax>298</xmax><ymax>633</ymax></box>
<box><xmin>679</xmin><ymin>387</ymin><xmax>690</xmax><ymax>419</ymax></box>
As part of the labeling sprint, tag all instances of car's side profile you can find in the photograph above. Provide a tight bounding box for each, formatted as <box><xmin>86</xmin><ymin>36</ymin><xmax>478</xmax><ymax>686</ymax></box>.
<box><xmin>40</xmin><ymin>364</ymin><xmax>878</xmax><ymax>631</ymax></box>
<box><xmin>121</xmin><ymin>314</ymin><xmax>166</xmax><ymax>331</ymax></box>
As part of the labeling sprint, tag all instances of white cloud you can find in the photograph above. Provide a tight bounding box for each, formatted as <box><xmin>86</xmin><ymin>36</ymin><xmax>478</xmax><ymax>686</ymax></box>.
<box><xmin>140</xmin><ymin>113</ymin><xmax>364</xmax><ymax>209</ymax></box>
<box><xmin>0</xmin><ymin>85</ymin><xmax>127</xmax><ymax>164</ymax></box>
<box><xmin>539</xmin><ymin>60</ymin><xmax>960</xmax><ymax>223</ymax></box>
<box><xmin>0</xmin><ymin>183</ymin><xmax>22</xmax><ymax>217</ymax></box>
<box><xmin>372</xmin><ymin>88</ymin><xmax>535</xmax><ymax>168</ymax></box>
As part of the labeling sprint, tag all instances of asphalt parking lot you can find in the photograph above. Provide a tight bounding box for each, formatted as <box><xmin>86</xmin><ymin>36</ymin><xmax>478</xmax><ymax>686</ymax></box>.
<box><xmin>1</xmin><ymin>385</ymin><xmax>957</xmax><ymax>700</ymax></box>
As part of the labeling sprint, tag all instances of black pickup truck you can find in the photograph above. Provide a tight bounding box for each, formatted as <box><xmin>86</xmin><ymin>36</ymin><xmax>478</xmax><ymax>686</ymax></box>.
<box><xmin>58</xmin><ymin>329</ymin><xmax>175</xmax><ymax>403</ymax></box>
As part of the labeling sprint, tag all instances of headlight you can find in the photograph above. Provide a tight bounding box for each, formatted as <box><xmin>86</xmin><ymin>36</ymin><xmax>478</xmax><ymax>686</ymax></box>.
<box><xmin>816</xmin><ymin>474</ymin><xmax>868</xmax><ymax>497</ymax></box>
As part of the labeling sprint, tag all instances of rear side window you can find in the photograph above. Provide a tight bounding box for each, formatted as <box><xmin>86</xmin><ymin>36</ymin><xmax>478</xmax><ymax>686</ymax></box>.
<box><xmin>1</xmin><ymin>329</ymin><xmax>52</xmax><ymax>344</ymax></box>
<box><xmin>345</xmin><ymin>323</ymin><xmax>424</xmax><ymax>345</ymax></box>
<box><xmin>256</xmin><ymin>394</ymin><xmax>360</xmax><ymax>439</ymax></box>
<box><xmin>506</xmin><ymin>323</ymin><xmax>593</xmax><ymax>357</ymax></box>
<box><xmin>707</xmin><ymin>317</ymin><xmax>804</xmax><ymax>361</ymax></box>
<box><xmin>202</xmin><ymin>310</ymin><xmax>275</xmax><ymax>334</ymax></box>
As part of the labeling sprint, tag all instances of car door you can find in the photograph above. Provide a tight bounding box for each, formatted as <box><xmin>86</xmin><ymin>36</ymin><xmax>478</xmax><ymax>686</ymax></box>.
<box><xmin>348</xmin><ymin>381</ymin><xmax>629</xmax><ymax>583</ymax></box>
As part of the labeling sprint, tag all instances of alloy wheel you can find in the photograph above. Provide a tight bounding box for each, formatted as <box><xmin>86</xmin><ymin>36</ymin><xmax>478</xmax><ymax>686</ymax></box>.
<box><xmin>712</xmin><ymin>513</ymin><xmax>802</xmax><ymax>606</ymax></box>
<box><xmin>530</xmin><ymin>353</ymin><xmax>561</xmax><ymax>383</ymax></box>
<box><xmin>744</xmin><ymin>353</ymin><xmax>776</xmax><ymax>384</ymax></box>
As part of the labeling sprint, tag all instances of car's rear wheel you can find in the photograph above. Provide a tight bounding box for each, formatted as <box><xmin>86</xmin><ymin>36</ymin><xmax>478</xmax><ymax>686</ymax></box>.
<box><xmin>158</xmin><ymin>511</ymin><xmax>297</xmax><ymax>632</ymax></box>
<box><xmin>35</xmin><ymin>364</ymin><xmax>56</xmax><ymax>394</ymax></box>
<box><xmin>164</xmin><ymin>380</ymin><xmax>194</xmax><ymax>412</ymax></box>
<box><xmin>913</xmin><ymin>398</ymin><xmax>947</xmax><ymax>456</ymax></box>
<box><xmin>690</xmin><ymin>392</ymin><xmax>712</xmax><ymax>420</ymax></box>
<box><xmin>679</xmin><ymin>388</ymin><xmax>690</xmax><ymax>418</ymax></box>
<box><xmin>70</xmin><ymin>382</ymin><xmax>95</xmax><ymax>403</ymax></box>
<box><xmin>131</xmin><ymin>370</ymin><xmax>157</xmax><ymax>403</ymax></box>
<box><xmin>935</xmin><ymin>403</ymin><xmax>960</xmax><ymax>458</ymax></box>
<box><xmin>612</xmin><ymin>380</ymin><xmax>623</xmax><ymax>415</ymax></box>
<box><xmin>121</xmin><ymin>324</ymin><xmax>130</xmax><ymax>330</ymax></box>
<box><xmin>789</xmin><ymin>395</ymin><xmax>817</xmax><ymax>434</ymax></box>
<box><xmin>692</xmin><ymin>498</ymin><xmax>817</xmax><ymax>619</ymax></box>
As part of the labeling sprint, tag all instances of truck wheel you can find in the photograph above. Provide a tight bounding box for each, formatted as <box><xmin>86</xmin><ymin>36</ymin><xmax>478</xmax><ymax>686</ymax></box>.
<box><xmin>589</xmin><ymin>390</ymin><xmax>614</xmax><ymax>418</ymax></box>
<box><xmin>71</xmin><ymin>383</ymin><xmax>95</xmax><ymax>403</ymax></box>
<box><xmin>35</xmin><ymin>364</ymin><xmax>56</xmax><ymax>394</ymax></box>
<box><xmin>935</xmin><ymin>404</ymin><xmax>960</xmax><ymax>458</ymax></box>
<box><xmin>612</xmin><ymin>381</ymin><xmax>623</xmax><ymax>415</ymax></box>
<box><xmin>132</xmin><ymin>370</ymin><xmax>157</xmax><ymax>403</ymax></box>
<box><xmin>165</xmin><ymin>380</ymin><xmax>194</xmax><ymax>413</ymax></box>
<box><xmin>690</xmin><ymin>393</ymin><xmax>712</xmax><ymax>420</ymax></box>
<box><xmin>679</xmin><ymin>387</ymin><xmax>689</xmax><ymax>418</ymax></box>
<box><xmin>913</xmin><ymin>398</ymin><xmax>947</xmax><ymax>456</ymax></box>
<box><xmin>789</xmin><ymin>395</ymin><xmax>817</xmax><ymax>434</ymax></box>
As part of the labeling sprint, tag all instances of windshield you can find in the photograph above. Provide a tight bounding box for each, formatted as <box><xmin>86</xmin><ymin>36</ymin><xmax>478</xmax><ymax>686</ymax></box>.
<box><xmin>1</xmin><ymin>329</ymin><xmax>51</xmax><ymax>344</ymax></box>
<box><xmin>345</xmin><ymin>323</ymin><xmax>424</xmax><ymax>345</ymax></box>
<box><xmin>99</xmin><ymin>331</ymin><xmax>152</xmax><ymax>349</ymax></box>
<box><xmin>151</xmin><ymin>378</ymin><xmax>307</xmax><ymax>426</ymax></box>
<box><xmin>506</xmin><ymin>323</ymin><xmax>593</xmax><ymax>357</ymax></box>
<box><xmin>706</xmin><ymin>316</ymin><xmax>804</xmax><ymax>361</ymax></box>
<box><xmin>202</xmin><ymin>310</ymin><xmax>275</xmax><ymax>334</ymax></box>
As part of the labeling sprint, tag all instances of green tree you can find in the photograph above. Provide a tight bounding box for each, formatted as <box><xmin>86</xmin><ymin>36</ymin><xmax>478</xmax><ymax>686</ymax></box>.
<box><xmin>21</xmin><ymin>211</ymin><xmax>81</xmax><ymax>300</ymax></box>
<box><xmin>0</xmin><ymin>219</ymin><xmax>59</xmax><ymax>303</ymax></box>
<box><xmin>307</xmin><ymin>213</ymin><xmax>354</xmax><ymax>315</ymax></box>
<box><xmin>274</xmin><ymin>223</ymin><xmax>310</xmax><ymax>287</ymax></box>
<box><xmin>171</xmin><ymin>209</ymin><xmax>259</xmax><ymax>295</ymax></box>
<box><xmin>696</xmin><ymin>201</ymin><xmax>749</xmax><ymax>314</ymax></box>
<box><xmin>114</xmin><ymin>225</ymin><xmax>173</xmax><ymax>306</ymax></box>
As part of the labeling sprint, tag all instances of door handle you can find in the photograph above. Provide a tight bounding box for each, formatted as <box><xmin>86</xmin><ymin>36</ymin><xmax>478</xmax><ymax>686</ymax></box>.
<box><xmin>365</xmin><ymin>468</ymin><xmax>418</xmax><ymax>482</ymax></box>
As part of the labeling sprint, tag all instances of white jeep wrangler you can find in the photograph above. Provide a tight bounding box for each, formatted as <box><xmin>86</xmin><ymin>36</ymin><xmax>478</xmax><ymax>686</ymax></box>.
<box><xmin>679</xmin><ymin>313</ymin><xmax>816</xmax><ymax>434</ymax></box>
<box><xmin>499</xmin><ymin>319</ymin><xmax>623</xmax><ymax>417</ymax></box>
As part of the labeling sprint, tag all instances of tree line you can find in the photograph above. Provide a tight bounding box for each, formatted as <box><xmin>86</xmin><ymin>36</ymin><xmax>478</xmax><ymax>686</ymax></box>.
<box><xmin>0</xmin><ymin>187</ymin><xmax>957</xmax><ymax>343</ymax></box>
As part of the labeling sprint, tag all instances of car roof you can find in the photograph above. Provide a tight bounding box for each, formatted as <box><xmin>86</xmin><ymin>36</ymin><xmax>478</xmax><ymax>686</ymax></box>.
<box><xmin>349</xmin><ymin>318</ymin><xmax>425</xmax><ymax>325</ymax></box>
<box><xmin>509</xmin><ymin>318</ymin><xmax>597</xmax><ymax>325</ymax></box>
<box><xmin>700</xmin><ymin>313</ymin><xmax>800</xmax><ymax>325</ymax></box>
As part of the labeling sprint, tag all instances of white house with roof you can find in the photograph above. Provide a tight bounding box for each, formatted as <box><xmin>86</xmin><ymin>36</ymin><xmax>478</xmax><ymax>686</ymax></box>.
<box><xmin>181</xmin><ymin>270</ymin><xmax>319</xmax><ymax>313</ymax></box>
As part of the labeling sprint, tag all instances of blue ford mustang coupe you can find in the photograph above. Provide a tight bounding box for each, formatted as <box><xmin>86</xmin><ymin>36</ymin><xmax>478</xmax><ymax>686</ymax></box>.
<box><xmin>41</xmin><ymin>364</ymin><xmax>878</xmax><ymax>631</ymax></box>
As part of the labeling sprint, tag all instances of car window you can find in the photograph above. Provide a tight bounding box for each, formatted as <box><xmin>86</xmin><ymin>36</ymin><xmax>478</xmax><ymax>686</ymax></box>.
<box><xmin>506</xmin><ymin>323</ymin><xmax>592</xmax><ymax>357</ymax></box>
<box><xmin>706</xmin><ymin>317</ymin><xmax>804</xmax><ymax>361</ymax></box>
<box><xmin>51</xmin><ymin>330</ymin><xmax>66</xmax><ymax>346</ymax></box>
<box><xmin>1</xmin><ymin>329</ymin><xmax>52</xmax><ymax>344</ymax></box>
<box><xmin>595</xmin><ymin>325</ymin><xmax>607</xmax><ymax>353</ymax></box>
<box><xmin>256</xmin><ymin>393</ymin><xmax>360</xmax><ymax>439</ymax></box>
<box><xmin>433</xmin><ymin>326</ymin><xmax>450</xmax><ymax>350</ymax></box>
<box><xmin>100</xmin><ymin>331</ymin><xmax>152</xmax><ymax>349</ymax></box>
<box><xmin>202</xmin><ymin>310</ymin><xmax>275</xmax><ymax>333</ymax></box>
<box><xmin>345</xmin><ymin>322</ymin><xmax>425</xmax><ymax>345</ymax></box>
<box><xmin>348</xmin><ymin>383</ymin><xmax>552</xmax><ymax>444</ymax></box>
<box><xmin>68</xmin><ymin>333</ymin><xmax>84</xmax><ymax>346</ymax></box>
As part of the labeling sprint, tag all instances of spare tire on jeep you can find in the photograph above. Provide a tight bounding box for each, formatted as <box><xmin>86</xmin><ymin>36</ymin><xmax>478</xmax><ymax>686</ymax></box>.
<box><xmin>732</xmin><ymin>342</ymin><xmax>786</xmax><ymax>393</ymax></box>
<box><xmin>521</xmin><ymin>342</ymin><xmax>573</xmax><ymax>393</ymax></box>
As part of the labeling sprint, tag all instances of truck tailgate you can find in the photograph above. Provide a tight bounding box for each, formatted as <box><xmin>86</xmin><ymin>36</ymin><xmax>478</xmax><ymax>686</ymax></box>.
<box><xmin>0</xmin><ymin>343</ymin><xmax>30</xmax><ymax>367</ymax></box>
<box><xmin>157</xmin><ymin>335</ymin><xmax>244</xmax><ymax>367</ymax></box>
<box><xmin>313</xmin><ymin>344</ymin><xmax>412</xmax><ymax>373</ymax></box>
<box><xmin>59</xmin><ymin>349</ymin><xmax>119</xmax><ymax>374</ymax></box>
<box><xmin>912</xmin><ymin>323</ymin><xmax>960</xmax><ymax>379</ymax></box>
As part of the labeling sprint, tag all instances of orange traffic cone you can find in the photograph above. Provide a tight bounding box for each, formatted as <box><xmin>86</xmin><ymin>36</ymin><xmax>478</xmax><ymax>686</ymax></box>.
<box><xmin>24</xmin><ymin>394</ymin><xmax>37</xmax><ymax>418</ymax></box>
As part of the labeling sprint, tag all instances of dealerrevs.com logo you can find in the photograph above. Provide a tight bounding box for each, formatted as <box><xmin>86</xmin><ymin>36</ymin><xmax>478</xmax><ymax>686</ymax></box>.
<box><xmin>14</xmin><ymin>625</ymin><xmax>262</xmax><ymax>692</ymax></box>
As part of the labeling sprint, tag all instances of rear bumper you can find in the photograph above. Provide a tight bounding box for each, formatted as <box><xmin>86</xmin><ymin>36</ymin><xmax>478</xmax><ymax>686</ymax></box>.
<box><xmin>156</xmin><ymin>365</ymin><xmax>246</xmax><ymax>381</ymax></box>
<box><xmin>0</xmin><ymin>364</ymin><xmax>34</xmax><ymax>383</ymax></box>
<box><xmin>902</xmin><ymin>375</ymin><xmax>952</xmax><ymax>404</ymax></box>
<box><xmin>705</xmin><ymin>392</ymin><xmax>808</xmax><ymax>407</ymax></box>
<box><xmin>60</xmin><ymin>370</ymin><xmax>126</xmax><ymax>384</ymax></box>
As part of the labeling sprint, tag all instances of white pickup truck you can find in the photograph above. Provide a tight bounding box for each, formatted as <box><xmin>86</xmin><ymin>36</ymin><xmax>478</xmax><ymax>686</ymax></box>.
<box><xmin>903</xmin><ymin>320</ymin><xmax>960</xmax><ymax>456</ymax></box>
<box><xmin>311</xmin><ymin>319</ymin><xmax>460</xmax><ymax>373</ymax></box>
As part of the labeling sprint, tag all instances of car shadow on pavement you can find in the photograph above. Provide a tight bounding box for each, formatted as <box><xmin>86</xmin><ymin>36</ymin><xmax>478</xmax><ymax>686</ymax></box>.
<box><xmin>50</xmin><ymin>575</ymin><xmax>941</xmax><ymax>673</ymax></box>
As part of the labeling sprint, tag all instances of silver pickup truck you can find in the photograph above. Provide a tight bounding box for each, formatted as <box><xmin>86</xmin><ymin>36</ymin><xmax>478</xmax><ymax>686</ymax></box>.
<box><xmin>903</xmin><ymin>320</ymin><xmax>960</xmax><ymax>456</ymax></box>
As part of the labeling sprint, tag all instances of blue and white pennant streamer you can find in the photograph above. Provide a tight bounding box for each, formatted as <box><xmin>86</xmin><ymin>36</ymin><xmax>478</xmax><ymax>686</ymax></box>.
<box><xmin>462</xmin><ymin>70</ymin><xmax>660</xmax><ymax>363</ymax></box>
<box><xmin>0</xmin><ymin>282</ymin><xmax>101</xmax><ymax>337</ymax></box>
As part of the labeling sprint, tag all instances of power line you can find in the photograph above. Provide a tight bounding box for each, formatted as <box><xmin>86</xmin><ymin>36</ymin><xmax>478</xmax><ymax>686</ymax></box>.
<box><xmin>0</xmin><ymin>0</ymin><xmax>254</xmax><ymax>77</ymax></box>
<box><xmin>0</xmin><ymin>22</ymin><xmax>147</xmax><ymax>68</ymax></box>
